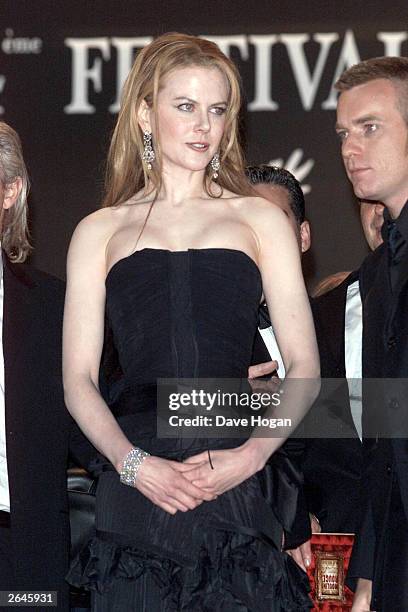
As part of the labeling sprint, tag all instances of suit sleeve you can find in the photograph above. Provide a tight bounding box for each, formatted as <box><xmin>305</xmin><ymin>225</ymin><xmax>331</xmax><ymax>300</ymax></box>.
<box><xmin>283</xmin><ymin>483</ymin><xmax>311</xmax><ymax>549</ymax></box>
<box><xmin>346</xmin><ymin>497</ymin><xmax>375</xmax><ymax>591</ymax></box>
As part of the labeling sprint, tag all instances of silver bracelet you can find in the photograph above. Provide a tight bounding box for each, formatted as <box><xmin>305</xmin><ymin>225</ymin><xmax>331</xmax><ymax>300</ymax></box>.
<box><xmin>120</xmin><ymin>447</ymin><xmax>150</xmax><ymax>487</ymax></box>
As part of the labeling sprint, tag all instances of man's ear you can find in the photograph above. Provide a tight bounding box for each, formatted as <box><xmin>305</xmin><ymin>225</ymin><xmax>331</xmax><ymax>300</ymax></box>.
<box><xmin>2</xmin><ymin>177</ymin><xmax>22</xmax><ymax>210</ymax></box>
<box><xmin>137</xmin><ymin>99</ymin><xmax>152</xmax><ymax>133</ymax></box>
<box><xmin>300</xmin><ymin>220</ymin><xmax>311</xmax><ymax>253</ymax></box>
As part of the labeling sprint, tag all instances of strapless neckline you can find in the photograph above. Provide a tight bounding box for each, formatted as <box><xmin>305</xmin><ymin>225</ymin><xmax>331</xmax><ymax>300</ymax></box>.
<box><xmin>106</xmin><ymin>247</ymin><xmax>261</xmax><ymax>284</ymax></box>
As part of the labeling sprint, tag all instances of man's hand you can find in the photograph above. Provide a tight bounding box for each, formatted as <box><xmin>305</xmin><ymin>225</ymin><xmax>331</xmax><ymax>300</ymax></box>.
<box><xmin>248</xmin><ymin>360</ymin><xmax>278</xmax><ymax>379</ymax></box>
<box><xmin>286</xmin><ymin>540</ymin><xmax>312</xmax><ymax>572</ymax></box>
<box><xmin>248</xmin><ymin>360</ymin><xmax>280</xmax><ymax>394</ymax></box>
<box><xmin>310</xmin><ymin>513</ymin><xmax>321</xmax><ymax>534</ymax></box>
<box><xmin>286</xmin><ymin>513</ymin><xmax>320</xmax><ymax>571</ymax></box>
<box><xmin>351</xmin><ymin>578</ymin><xmax>373</xmax><ymax>612</ymax></box>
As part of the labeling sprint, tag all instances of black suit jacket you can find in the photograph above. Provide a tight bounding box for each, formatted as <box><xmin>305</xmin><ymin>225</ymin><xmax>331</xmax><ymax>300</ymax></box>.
<box><xmin>302</xmin><ymin>272</ymin><xmax>364</xmax><ymax>533</ymax></box>
<box><xmin>4</xmin><ymin>256</ymin><xmax>70</xmax><ymax>610</ymax></box>
<box><xmin>255</xmin><ymin>280</ymin><xmax>364</xmax><ymax>537</ymax></box>
<box><xmin>348</xmin><ymin>240</ymin><xmax>408</xmax><ymax>590</ymax></box>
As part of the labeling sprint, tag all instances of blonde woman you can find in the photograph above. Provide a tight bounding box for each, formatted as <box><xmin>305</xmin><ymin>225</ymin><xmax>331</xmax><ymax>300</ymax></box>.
<box><xmin>65</xmin><ymin>33</ymin><xmax>319</xmax><ymax>611</ymax></box>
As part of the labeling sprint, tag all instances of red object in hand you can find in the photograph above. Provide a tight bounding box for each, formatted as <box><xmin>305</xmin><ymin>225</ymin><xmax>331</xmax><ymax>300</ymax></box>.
<box><xmin>306</xmin><ymin>533</ymin><xmax>355</xmax><ymax>611</ymax></box>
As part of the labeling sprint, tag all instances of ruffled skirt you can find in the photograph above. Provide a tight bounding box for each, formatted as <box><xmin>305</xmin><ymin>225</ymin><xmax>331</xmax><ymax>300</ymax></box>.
<box><xmin>67</xmin><ymin>471</ymin><xmax>312</xmax><ymax>611</ymax></box>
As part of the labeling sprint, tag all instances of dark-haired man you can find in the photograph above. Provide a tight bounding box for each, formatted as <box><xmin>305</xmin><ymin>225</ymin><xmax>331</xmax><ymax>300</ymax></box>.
<box><xmin>335</xmin><ymin>56</ymin><xmax>408</xmax><ymax>611</ymax></box>
<box><xmin>246</xmin><ymin>164</ymin><xmax>310</xmax><ymax>251</ymax></box>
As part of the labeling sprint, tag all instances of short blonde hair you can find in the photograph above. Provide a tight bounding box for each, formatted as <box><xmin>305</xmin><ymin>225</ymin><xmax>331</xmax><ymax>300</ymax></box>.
<box><xmin>0</xmin><ymin>122</ymin><xmax>31</xmax><ymax>262</ymax></box>
<box><xmin>103</xmin><ymin>32</ymin><xmax>251</xmax><ymax>207</ymax></box>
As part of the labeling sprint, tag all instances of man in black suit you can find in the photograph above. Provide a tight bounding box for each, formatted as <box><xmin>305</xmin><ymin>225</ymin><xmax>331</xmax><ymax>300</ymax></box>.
<box><xmin>247</xmin><ymin>165</ymin><xmax>363</xmax><ymax>534</ymax></box>
<box><xmin>335</xmin><ymin>57</ymin><xmax>408</xmax><ymax>611</ymax></box>
<box><xmin>0</xmin><ymin>122</ymin><xmax>70</xmax><ymax>610</ymax></box>
<box><xmin>303</xmin><ymin>202</ymin><xmax>384</xmax><ymax>535</ymax></box>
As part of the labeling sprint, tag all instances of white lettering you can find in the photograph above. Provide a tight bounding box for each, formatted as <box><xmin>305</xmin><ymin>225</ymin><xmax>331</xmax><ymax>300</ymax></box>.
<box><xmin>377</xmin><ymin>31</ymin><xmax>408</xmax><ymax>56</ymax></box>
<box><xmin>1</xmin><ymin>28</ymin><xmax>42</xmax><ymax>54</ymax></box>
<box><xmin>63</xmin><ymin>29</ymin><xmax>406</xmax><ymax>115</ymax></box>
<box><xmin>248</xmin><ymin>35</ymin><xmax>279</xmax><ymax>111</ymax></box>
<box><xmin>215</xmin><ymin>415</ymin><xmax>248</xmax><ymax>427</ymax></box>
<box><xmin>179</xmin><ymin>393</ymin><xmax>191</xmax><ymax>407</ymax></box>
<box><xmin>322</xmin><ymin>29</ymin><xmax>361</xmax><ymax>110</ymax></box>
<box><xmin>64</xmin><ymin>37</ymin><xmax>111</xmax><ymax>114</ymax></box>
<box><xmin>205</xmin><ymin>393</ymin><xmax>216</xmax><ymax>411</ymax></box>
<box><xmin>280</xmin><ymin>33</ymin><xmax>339</xmax><ymax>111</ymax></box>
<box><xmin>109</xmin><ymin>37</ymin><xmax>152</xmax><ymax>113</ymax></box>
<box><xmin>202</xmin><ymin>34</ymin><xmax>249</xmax><ymax>61</ymax></box>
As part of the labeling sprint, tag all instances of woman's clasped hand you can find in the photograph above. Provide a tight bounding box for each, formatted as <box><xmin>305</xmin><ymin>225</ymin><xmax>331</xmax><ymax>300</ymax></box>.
<box><xmin>134</xmin><ymin>456</ymin><xmax>216</xmax><ymax>514</ymax></box>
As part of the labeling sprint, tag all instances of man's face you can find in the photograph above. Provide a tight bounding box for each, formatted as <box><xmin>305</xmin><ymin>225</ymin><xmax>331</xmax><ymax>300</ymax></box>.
<box><xmin>253</xmin><ymin>182</ymin><xmax>310</xmax><ymax>253</ymax></box>
<box><xmin>360</xmin><ymin>201</ymin><xmax>385</xmax><ymax>251</ymax></box>
<box><xmin>336</xmin><ymin>79</ymin><xmax>408</xmax><ymax>215</ymax></box>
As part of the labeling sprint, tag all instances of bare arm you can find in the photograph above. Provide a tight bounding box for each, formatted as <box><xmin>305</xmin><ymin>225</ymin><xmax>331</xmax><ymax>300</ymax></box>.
<box><xmin>242</xmin><ymin>200</ymin><xmax>320</xmax><ymax>465</ymax></box>
<box><xmin>63</xmin><ymin>212</ymin><xmax>132</xmax><ymax>470</ymax></box>
<box><xmin>63</xmin><ymin>211</ymin><xmax>215</xmax><ymax>513</ymax></box>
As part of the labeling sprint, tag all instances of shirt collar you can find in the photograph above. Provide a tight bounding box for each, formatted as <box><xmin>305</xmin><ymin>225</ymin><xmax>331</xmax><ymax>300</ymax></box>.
<box><xmin>382</xmin><ymin>199</ymin><xmax>408</xmax><ymax>243</ymax></box>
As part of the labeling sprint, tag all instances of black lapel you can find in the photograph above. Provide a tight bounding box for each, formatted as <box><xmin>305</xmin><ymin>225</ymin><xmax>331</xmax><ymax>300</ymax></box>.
<box><xmin>359</xmin><ymin>244</ymin><xmax>385</xmax><ymax>302</ymax></box>
<box><xmin>312</xmin><ymin>271</ymin><xmax>358</xmax><ymax>376</ymax></box>
<box><xmin>390</xmin><ymin>249</ymin><xmax>408</xmax><ymax>309</ymax></box>
<box><xmin>3</xmin><ymin>254</ymin><xmax>37</xmax><ymax>381</ymax></box>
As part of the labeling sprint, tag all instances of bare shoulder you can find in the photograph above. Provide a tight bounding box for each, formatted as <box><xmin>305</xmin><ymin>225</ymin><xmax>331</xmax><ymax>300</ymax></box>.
<box><xmin>70</xmin><ymin>203</ymin><xmax>143</xmax><ymax>248</ymax></box>
<box><xmin>227</xmin><ymin>194</ymin><xmax>288</xmax><ymax>225</ymax></box>
<box><xmin>67</xmin><ymin>208</ymin><xmax>125</xmax><ymax>272</ymax></box>
<box><xmin>71</xmin><ymin>207</ymin><xmax>118</xmax><ymax>242</ymax></box>
<box><xmin>77</xmin><ymin>203</ymin><xmax>139</xmax><ymax>230</ymax></box>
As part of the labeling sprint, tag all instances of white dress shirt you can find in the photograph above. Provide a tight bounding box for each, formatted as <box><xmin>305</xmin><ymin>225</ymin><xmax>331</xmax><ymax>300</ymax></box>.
<box><xmin>344</xmin><ymin>279</ymin><xmax>363</xmax><ymax>441</ymax></box>
<box><xmin>258</xmin><ymin>326</ymin><xmax>286</xmax><ymax>380</ymax></box>
<box><xmin>0</xmin><ymin>251</ymin><xmax>8</xmax><ymax>511</ymax></box>
<box><xmin>260</xmin><ymin>280</ymin><xmax>363</xmax><ymax>440</ymax></box>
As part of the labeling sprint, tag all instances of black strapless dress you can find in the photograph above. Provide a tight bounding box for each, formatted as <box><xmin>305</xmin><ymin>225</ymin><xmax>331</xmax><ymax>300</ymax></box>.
<box><xmin>67</xmin><ymin>248</ymin><xmax>312</xmax><ymax>611</ymax></box>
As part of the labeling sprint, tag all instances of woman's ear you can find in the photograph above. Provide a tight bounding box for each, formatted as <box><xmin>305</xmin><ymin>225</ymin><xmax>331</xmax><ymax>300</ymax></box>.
<box><xmin>2</xmin><ymin>177</ymin><xmax>22</xmax><ymax>210</ymax></box>
<box><xmin>137</xmin><ymin>99</ymin><xmax>152</xmax><ymax>133</ymax></box>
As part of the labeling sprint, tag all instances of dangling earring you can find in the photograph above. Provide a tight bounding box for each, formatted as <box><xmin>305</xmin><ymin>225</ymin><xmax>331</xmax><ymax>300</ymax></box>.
<box><xmin>210</xmin><ymin>153</ymin><xmax>220</xmax><ymax>180</ymax></box>
<box><xmin>142</xmin><ymin>131</ymin><xmax>155</xmax><ymax>170</ymax></box>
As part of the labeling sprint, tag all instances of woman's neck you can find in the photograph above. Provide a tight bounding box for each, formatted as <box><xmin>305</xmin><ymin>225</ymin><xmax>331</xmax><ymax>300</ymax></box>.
<box><xmin>152</xmin><ymin>165</ymin><xmax>210</xmax><ymax>206</ymax></box>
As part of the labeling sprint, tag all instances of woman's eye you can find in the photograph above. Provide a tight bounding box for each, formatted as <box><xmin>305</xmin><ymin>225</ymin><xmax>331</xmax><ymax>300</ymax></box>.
<box><xmin>178</xmin><ymin>103</ymin><xmax>194</xmax><ymax>112</ymax></box>
<box><xmin>210</xmin><ymin>107</ymin><xmax>226</xmax><ymax>116</ymax></box>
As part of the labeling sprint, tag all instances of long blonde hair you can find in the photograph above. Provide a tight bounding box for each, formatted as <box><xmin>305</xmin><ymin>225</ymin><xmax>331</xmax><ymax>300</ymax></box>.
<box><xmin>103</xmin><ymin>32</ymin><xmax>251</xmax><ymax>207</ymax></box>
<box><xmin>0</xmin><ymin>122</ymin><xmax>31</xmax><ymax>262</ymax></box>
